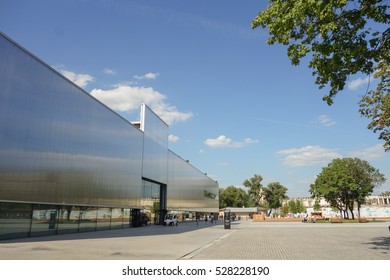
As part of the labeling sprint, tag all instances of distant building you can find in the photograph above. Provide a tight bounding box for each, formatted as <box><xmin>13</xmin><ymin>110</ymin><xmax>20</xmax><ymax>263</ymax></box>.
<box><xmin>284</xmin><ymin>195</ymin><xmax>390</xmax><ymax>218</ymax></box>
<box><xmin>286</xmin><ymin>195</ymin><xmax>390</xmax><ymax>208</ymax></box>
<box><xmin>219</xmin><ymin>207</ymin><xmax>268</xmax><ymax>220</ymax></box>
<box><xmin>365</xmin><ymin>195</ymin><xmax>390</xmax><ymax>206</ymax></box>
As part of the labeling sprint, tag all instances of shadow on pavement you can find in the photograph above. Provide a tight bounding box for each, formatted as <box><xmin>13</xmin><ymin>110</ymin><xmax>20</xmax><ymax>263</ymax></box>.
<box><xmin>365</xmin><ymin>236</ymin><xmax>390</xmax><ymax>252</ymax></box>
<box><xmin>0</xmin><ymin>221</ymin><xmax>228</xmax><ymax>244</ymax></box>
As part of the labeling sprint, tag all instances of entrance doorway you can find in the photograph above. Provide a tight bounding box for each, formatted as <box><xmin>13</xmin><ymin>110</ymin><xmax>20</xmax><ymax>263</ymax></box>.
<box><xmin>141</xmin><ymin>179</ymin><xmax>167</xmax><ymax>225</ymax></box>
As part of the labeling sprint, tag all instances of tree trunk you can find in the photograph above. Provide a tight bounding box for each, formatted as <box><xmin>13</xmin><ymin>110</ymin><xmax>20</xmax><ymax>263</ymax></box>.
<box><xmin>66</xmin><ymin>207</ymin><xmax>72</xmax><ymax>221</ymax></box>
<box><xmin>343</xmin><ymin>209</ymin><xmax>349</xmax><ymax>219</ymax></box>
<box><xmin>357</xmin><ymin>204</ymin><xmax>361</xmax><ymax>220</ymax></box>
<box><xmin>348</xmin><ymin>205</ymin><xmax>355</xmax><ymax>219</ymax></box>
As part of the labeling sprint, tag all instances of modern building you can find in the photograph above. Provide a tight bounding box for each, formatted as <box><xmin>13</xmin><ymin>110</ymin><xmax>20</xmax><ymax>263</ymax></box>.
<box><xmin>0</xmin><ymin>32</ymin><xmax>219</xmax><ymax>240</ymax></box>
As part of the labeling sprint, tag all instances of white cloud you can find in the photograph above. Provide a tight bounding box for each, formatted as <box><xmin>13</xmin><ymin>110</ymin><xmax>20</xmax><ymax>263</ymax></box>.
<box><xmin>348</xmin><ymin>76</ymin><xmax>370</xmax><ymax>90</ymax></box>
<box><xmin>168</xmin><ymin>135</ymin><xmax>180</xmax><ymax>143</ymax></box>
<box><xmin>103</xmin><ymin>68</ymin><xmax>116</xmax><ymax>75</ymax></box>
<box><xmin>91</xmin><ymin>85</ymin><xmax>161</xmax><ymax>111</ymax></box>
<box><xmin>347</xmin><ymin>144</ymin><xmax>385</xmax><ymax>161</ymax></box>
<box><xmin>204</xmin><ymin>135</ymin><xmax>259</xmax><ymax>148</ymax></box>
<box><xmin>90</xmin><ymin>84</ymin><xmax>193</xmax><ymax>125</ymax></box>
<box><xmin>152</xmin><ymin>103</ymin><xmax>193</xmax><ymax>125</ymax></box>
<box><xmin>317</xmin><ymin>115</ymin><xmax>336</xmax><ymax>127</ymax></box>
<box><xmin>277</xmin><ymin>145</ymin><xmax>342</xmax><ymax>167</ymax></box>
<box><xmin>134</xmin><ymin>72</ymin><xmax>160</xmax><ymax>80</ymax></box>
<box><xmin>59</xmin><ymin>70</ymin><xmax>95</xmax><ymax>88</ymax></box>
<box><xmin>277</xmin><ymin>144</ymin><xmax>385</xmax><ymax>168</ymax></box>
<box><xmin>58</xmin><ymin>69</ymin><xmax>190</xmax><ymax>125</ymax></box>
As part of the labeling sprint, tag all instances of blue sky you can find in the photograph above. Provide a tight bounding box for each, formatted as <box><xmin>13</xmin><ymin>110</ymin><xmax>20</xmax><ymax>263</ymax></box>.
<box><xmin>1</xmin><ymin>0</ymin><xmax>389</xmax><ymax>197</ymax></box>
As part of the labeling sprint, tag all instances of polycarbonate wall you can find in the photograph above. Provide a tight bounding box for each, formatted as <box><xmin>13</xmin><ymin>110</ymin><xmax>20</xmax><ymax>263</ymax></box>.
<box><xmin>0</xmin><ymin>32</ymin><xmax>219</xmax><ymax>238</ymax></box>
<box><xmin>0</xmin><ymin>33</ymin><xmax>144</xmax><ymax>208</ymax></box>
<box><xmin>0</xmin><ymin>202</ymin><xmax>133</xmax><ymax>240</ymax></box>
<box><xmin>140</xmin><ymin>104</ymin><xmax>168</xmax><ymax>185</ymax></box>
<box><xmin>167</xmin><ymin>151</ymin><xmax>219</xmax><ymax>213</ymax></box>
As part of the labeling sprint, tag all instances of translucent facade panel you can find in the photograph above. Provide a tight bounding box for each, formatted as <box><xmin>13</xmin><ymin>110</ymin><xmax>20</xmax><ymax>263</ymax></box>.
<box><xmin>167</xmin><ymin>151</ymin><xmax>219</xmax><ymax>213</ymax></box>
<box><xmin>140</xmin><ymin>104</ymin><xmax>168</xmax><ymax>184</ymax></box>
<box><xmin>123</xmin><ymin>208</ymin><xmax>131</xmax><ymax>228</ymax></box>
<box><xmin>57</xmin><ymin>206</ymin><xmax>80</xmax><ymax>235</ymax></box>
<box><xmin>96</xmin><ymin>208</ymin><xmax>111</xmax><ymax>231</ymax></box>
<box><xmin>0</xmin><ymin>33</ymin><xmax>220</xmax><ymax>240</ymax></box>
<box><xmin>79</xmin><ymin>207</ymin><xmax>97</xmax><ymax>232</ymax></box>
<box><xmin>142</xmin><ymin>180</ymin><xmax>160</xmax><ymax>199</ymax></box>
<box><xmin>111</xmin><ymin>208</ymin><xmax>125</xmax><ymax>229</ymax></box>
<box><xmin>0</xmin><ymin>202</ymin><xmax>32</xmax><ymax>240</ymax></box>
<box><xmin>0</xmin><ymin>33</ymin><xmax>143</xmax><ymax>208</ymax></box>
<box><xmin>31</xmin><ymin>205</ymin><xmax>59</xmax><ymax>237</ymax></box>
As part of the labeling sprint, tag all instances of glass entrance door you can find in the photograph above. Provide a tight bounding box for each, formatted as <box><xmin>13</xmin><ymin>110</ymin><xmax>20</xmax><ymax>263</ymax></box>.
<box><xmin>141</xmin><ymin>179</ymin><xmax>166</xmax><ymax>225</ymax></box>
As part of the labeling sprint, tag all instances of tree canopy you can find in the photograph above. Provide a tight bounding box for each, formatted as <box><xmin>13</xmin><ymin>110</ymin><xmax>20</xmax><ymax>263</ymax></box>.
<box><xmin>219</xmin><ymin>185</ymin><xmax>250</xmax><ymax>208</ymax></box>
<box><xmin>252</xmin><ymin>0</ymin><xmax>390</xmax><ymax>150</ymax></box>
<box><xmin>243</xmin><ymin>174</ymin><xmax>264</xmax><ymax>206</ymax></box>
<box><xmin>359</xmin><ymin>61</ymin><xmax>390</xmax><ymax>150</ymax></box>
<box><xmin>310</xmin><ymin>157</ymin><xmax>386</xmax><ymax>218</ymax></box>
<box><xmin>281</xmin><ymin>199</ymin><xmax>306</xmax><ymax>217</ymax></box>
<box><xmin>221</xmin><ymin>176</ymin><xmax>289</xmax><ymax>216</ymax></box>
<box><xmin>263</xmin><ymin>182</ymin><xmax>289</xmax><ymax>216</ymax></box>
<box><xmin>288</xmin><ymin>199</ymin><xmax>306</xmax><ymax>214</ymax></box>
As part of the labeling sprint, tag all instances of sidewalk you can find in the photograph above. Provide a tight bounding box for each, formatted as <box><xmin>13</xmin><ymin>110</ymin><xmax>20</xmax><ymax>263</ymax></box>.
<box><xmin>192</xmin><ymin>220</ymin><xmax>390</xmax><ymax>259</ymax></box>
<box><xmin>1</xmin><ymin>220</ymin><xmax>389</xmax><ymax>260</ymax></box>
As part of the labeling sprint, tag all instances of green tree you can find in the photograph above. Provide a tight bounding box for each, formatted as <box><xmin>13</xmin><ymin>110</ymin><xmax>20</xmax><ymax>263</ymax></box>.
<box><xmin>310</xmin><ymin>158</ymin><xmax>386</xmax><ymax>219</ymax></box>
<box><xmin>252</xmin><ymin>1</ymin><xmax>390</xmax><ymax>150</ymax></box>
<box><xmin>313</xmin><ymin>199</ymin><xmax>321</xmax><ymax>212</ymax></box>
<box><xmin>297</xmin><ymin>199</ymin><xmax>306</xmax><ymax>213</ymax></box>
<box><xmin>262</xmin><ymin>182</ymin><xmax>288</xmax><ymax>216</ymax></box>
<box><xmin>281</xmin><ymin>203</ymin><xmax>290</xmax><ymax>217</ymax></box>
<box><xmin>243</xmin><ymin>174</ymin><xmax>264</xmax><ymax>206</ymax></box>
<box><xmin>219</xmin><ymin>186</ymin><xmax>249</xmax><ymax>208</ymax></box>
<box><xmin>288</xmin><ymin>199</ymin><xmax>306</xmax><ymax>214</ymax></box>
<box><xmin>348</xmin><ymin>158</ymin><xmax>387</xmax><ymax>218</ymax></box>
<box><xmin>359</xmin><ymin>62</ymin><xmax>390</xmax><ymax>151</ymax></box>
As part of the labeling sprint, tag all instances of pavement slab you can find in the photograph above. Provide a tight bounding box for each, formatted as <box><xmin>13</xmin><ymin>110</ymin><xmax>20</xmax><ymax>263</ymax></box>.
<box><xmin>1</xmin><ymin>220</ymin><xmax>389</xmax><ymax>260</ymax></box>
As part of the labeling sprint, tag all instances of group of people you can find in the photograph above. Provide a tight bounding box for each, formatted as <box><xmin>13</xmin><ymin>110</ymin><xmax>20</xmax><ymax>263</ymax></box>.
<box><xmin>195</xmin><ymin>213</ymin><xmax>217</xmax><ymax>225</ymax></box>
<box><xmin>302</xmin><ymin>214</ymin><xmax>318</xmax><ymax>223</ymax></box>
<box><xmin>205</xmin><ymin>214</ymin><xmax>216</xmax><ymax>223</ymax></box>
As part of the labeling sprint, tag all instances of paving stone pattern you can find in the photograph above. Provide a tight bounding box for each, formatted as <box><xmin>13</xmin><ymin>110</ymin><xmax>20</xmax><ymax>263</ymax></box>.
<box><xmin>1</xmin><ymin>220</ymin><xmax>389</xmax><ymax>260</ymax></box>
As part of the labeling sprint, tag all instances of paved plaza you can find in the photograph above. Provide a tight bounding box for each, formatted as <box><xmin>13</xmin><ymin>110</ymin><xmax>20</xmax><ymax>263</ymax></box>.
<box><xmin>1</xmin><ymin>220</ymin><xmax>389</xmax><ymax>260</ymax></box>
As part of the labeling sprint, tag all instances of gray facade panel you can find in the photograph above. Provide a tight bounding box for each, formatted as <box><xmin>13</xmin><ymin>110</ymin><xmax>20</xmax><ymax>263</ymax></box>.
<box><xmin>0</xmin><ymin>32</ymin><xmax>219</xmax><ymax>220</ymax></box>
<box><xmin>167</xmin><ymin>151</ymin><xmax>219</xmax><ymax>212</ymax></box>
<box><xmin>141</xmin><ymin>104</ymin><xmax>168</xmax><ymax>184</ymax></box>
<box><xmin>0</xmin><ymin>33</ymin><xmax>143</xmax><ymax>208</ymax></box>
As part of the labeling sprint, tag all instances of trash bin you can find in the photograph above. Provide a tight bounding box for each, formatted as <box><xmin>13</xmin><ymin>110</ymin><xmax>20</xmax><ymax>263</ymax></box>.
<box><xmin>224</xmin><ymin>209</ymin><xmax>231</xmax><ymax>230</ymax></box>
